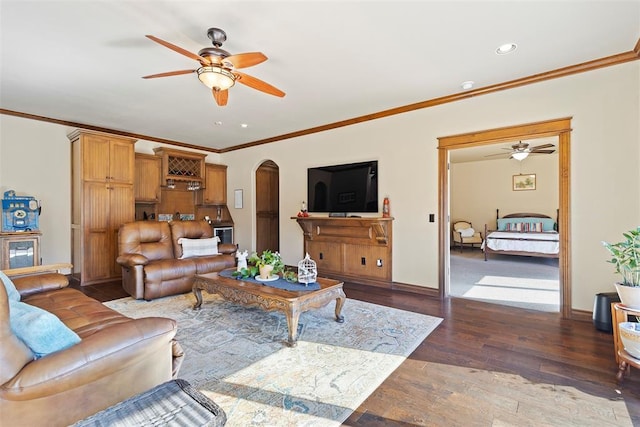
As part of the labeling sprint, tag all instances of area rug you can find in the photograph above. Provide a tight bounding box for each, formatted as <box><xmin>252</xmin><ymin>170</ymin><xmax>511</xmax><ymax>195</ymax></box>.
<box><xmin>105</xmin><ymin>292</ymin><xmax>442</xmax><ymax>426</ymax></box>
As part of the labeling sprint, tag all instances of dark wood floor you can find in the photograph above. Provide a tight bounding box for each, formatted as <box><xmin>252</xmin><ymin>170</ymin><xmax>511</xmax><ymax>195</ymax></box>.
<box><xmin>71</xmin><ymin>279</ymin><xmax>640</xmax><ymax>426</ymax></box>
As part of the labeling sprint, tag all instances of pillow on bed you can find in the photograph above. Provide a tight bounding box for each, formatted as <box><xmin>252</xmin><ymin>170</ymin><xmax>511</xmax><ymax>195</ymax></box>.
<box><xmin>504</xmin><ymin>222</ymin><xmax>544</xmax><ymax>232</ymax></box>
<box><xmin>179</xmin><ymin>236</ymin><xmax>220</xmax><ymax>258</ymax></box>
<box><xmin>498</xmin><ymin>217</ymin><xmax>555</xmax><ymax>232</ymax></box>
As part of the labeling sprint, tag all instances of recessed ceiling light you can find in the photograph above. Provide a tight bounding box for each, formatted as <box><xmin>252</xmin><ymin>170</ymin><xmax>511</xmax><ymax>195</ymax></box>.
<box><xmin>496</xmin><ymin>43</ymin><xmax>517</xmax><ymax>55</ymax></box>
<box><xmin>461</xmin><ymin>81</ymin><xmax>474</xmax><ymax>90</ymax></box>
<box><xmin>214</xmin><ymin>121</ymin><xmax>223</xmax><ymax>126</ymax></box>
<box><xmin>240</xmin><ymin>123</ymin><xmax>248</xmax><ymax>128</ymax></box>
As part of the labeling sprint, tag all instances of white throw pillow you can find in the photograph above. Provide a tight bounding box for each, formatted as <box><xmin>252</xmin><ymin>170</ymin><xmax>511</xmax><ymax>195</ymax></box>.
<box><xmin>459</xmin><ymin>228</ymin><xmax>475</xmax><ymax>238</ymax></box>
<box><xmin>179</xmin><ymin>237</ymin><xmax>220</xmax><ymax>258</ymax></box>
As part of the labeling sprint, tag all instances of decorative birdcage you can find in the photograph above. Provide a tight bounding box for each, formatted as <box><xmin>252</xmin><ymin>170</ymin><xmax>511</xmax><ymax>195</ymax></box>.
<box><xmin>297</xmin><ymin>253</ymin><xmax>317</xmax><ymax>285</ymax></box>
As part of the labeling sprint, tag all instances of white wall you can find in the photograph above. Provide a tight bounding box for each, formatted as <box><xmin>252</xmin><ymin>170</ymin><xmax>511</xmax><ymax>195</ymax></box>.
<box><xmin>0</xmin><ymin>117</ymin><xmax>72</xmax><ymax>266</ymax></box>
<box><xmin>222</xmin><ymin>61</ymin><xmax>640</xmax><ymax>311</ymax></box>
<box><xmin>450</xmin><ymin>154</ymin><xmax>559</xmax><ymax>231</ymax></box>
<box><xmin>1</xmin><ymin>60</ymin><xmax>638</xmax><ymax>311</ymax></box>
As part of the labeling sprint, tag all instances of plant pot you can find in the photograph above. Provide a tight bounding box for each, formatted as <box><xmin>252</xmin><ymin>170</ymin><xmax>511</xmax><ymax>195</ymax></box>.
<box><xmin>615</xmin><ymin>283</ymin><xmax>640</xmax><ymax>310</ymax></box>
<box><xmin>259</xmin><ymin>264</ymin><xmax>274</xmax><ymax>279</ymax></box>
<box><xmin>619</xmin><ymin>322</ymin><xmax>640</xmax><ymax>359</ymax></box>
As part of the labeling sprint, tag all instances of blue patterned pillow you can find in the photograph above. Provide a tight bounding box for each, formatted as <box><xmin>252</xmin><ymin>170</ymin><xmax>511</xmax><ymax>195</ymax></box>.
<box><xmin>498</xmin><ymin>217</ymin><xmax>556</xmax><ymax>232</ymax></box>
<box><xmin>9</xmin><ymin>299</ymin><xmax>81</xmax><ymax>359</ymax></box>
<box><xmin>0</xmin><ymin>270</ymin><xmax>20</xmax><ymax>302</ymax></box>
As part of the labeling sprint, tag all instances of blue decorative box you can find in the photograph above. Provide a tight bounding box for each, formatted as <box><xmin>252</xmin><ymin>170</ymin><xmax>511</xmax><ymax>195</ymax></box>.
<box><xmin>2</xmin><ymin>190</ymin><xmax>40</xmax><ymax>232</ymax></box>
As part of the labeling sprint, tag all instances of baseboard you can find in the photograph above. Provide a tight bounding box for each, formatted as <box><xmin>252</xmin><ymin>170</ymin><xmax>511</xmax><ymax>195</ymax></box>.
<box><xmin>571</xmin><ymin>309</ymin><xmax>593</xmax><ymax>322</ymax></box>
<box><xmin>392</xmin><ymin>281</ymin><xmax>440</xmax><ymax>297</ymax></box>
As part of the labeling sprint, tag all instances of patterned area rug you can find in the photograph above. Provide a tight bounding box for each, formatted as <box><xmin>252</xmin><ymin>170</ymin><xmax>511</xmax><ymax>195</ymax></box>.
<box><xmin>105</xmin><ymin>292</ymin><xmax>442</xmax><ymax>426</ymax></box>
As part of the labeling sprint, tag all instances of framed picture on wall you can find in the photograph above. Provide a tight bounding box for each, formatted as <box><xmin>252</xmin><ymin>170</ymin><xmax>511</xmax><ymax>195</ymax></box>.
<box><xmin>513</xmin><ymin>174</ymin><xmax>536</xmax><ymax>191</ymax></box>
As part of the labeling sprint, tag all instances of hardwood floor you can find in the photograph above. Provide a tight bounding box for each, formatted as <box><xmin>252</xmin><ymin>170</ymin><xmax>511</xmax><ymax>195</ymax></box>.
<box><xmin>71</xmin><ymin>279</ymin><xmax>640</xmax><ymax>426</ymax></box>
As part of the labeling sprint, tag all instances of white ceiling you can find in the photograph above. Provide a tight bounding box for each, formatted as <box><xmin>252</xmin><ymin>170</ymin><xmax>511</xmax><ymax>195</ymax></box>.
<box><xmin>1</xmin><ymin>1</ymin><xmax>638</xmax><ymax>152</ymax></box>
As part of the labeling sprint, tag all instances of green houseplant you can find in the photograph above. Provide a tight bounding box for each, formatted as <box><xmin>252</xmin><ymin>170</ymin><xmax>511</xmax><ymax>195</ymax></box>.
<box><xmin>602</xmin><ymin>226</ymin><xmax>640</xmax><ymax>308</ymax></box>
<box><xmin>249</xmin><ymin>250</ymin><xmax>284</xmax><ymax>279</ymax></box>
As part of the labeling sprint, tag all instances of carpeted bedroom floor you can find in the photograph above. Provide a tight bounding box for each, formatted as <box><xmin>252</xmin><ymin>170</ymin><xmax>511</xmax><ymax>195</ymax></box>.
<box><xmin>450</xmin><ymin>248</ymin><xmax>560</xmax><ymax>312</ymax></box>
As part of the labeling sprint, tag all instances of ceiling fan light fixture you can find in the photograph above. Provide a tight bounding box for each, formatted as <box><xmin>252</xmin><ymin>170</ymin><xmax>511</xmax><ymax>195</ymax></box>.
<box><xmin>197</xmin><ymin>66</ymin><xmax>235</xmax><ymax>90</ymax></box>
<box><xmin>512</xmin><ymin>151</ymin><xmax>529</xmax><ymax>161</ymax></box>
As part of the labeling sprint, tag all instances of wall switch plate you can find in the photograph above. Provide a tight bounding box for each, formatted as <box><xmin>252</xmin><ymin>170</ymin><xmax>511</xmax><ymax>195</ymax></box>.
<box><xmin>429</xmin><ymin>213</ymin><xmax>435</xmax><ymax>222</ymax></box>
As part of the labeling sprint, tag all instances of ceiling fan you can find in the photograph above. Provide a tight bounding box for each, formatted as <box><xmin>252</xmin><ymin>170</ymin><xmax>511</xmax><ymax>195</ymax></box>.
<box><xmin>142</xmin><ymin>27</ymin><xmax>285</xmax><ymax>106</ymax></box>
<box><xmin>485</xmin><ymin>141</ymin><xmax>556</xmax><ymax>161</ymax></box>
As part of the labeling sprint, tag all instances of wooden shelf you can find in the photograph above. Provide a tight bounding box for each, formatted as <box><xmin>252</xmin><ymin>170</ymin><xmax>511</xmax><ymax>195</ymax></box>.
<box><xmin>153</xmin><ymin>147</ymin><xmax>206</xmax><ymax>182</ymax></box>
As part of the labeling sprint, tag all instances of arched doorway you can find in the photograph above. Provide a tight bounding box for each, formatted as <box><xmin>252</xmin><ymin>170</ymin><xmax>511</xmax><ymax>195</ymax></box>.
<box><xmin>255</xmin><ymin>160</ymin><xmax>280</xmax><ymax>253</ymax></box>
<box><xmin>438</xmin><ymin>117</ymin><xmax>573</xmax><ymax>318</ymax></box>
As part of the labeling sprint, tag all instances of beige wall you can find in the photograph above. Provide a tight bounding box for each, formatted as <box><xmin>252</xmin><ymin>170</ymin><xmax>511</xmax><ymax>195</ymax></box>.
<box><xmin>222</xmin><ymin>60</ymin><xmax>640</xmax><ymax>311</ymax></box>
<box><xmin>0</xmin><ymin>118</ymin><xmax>72</xmax><ymax>267</ymax></box>
<box><xmin>1</xmin><ymin>60</ymin><xmax>638</xmax><ymax>311</ymax></box>
<box><xmin>450</xmin><ymin>153</ymin><xmax>559</xmax><ymax>232</ymax></box>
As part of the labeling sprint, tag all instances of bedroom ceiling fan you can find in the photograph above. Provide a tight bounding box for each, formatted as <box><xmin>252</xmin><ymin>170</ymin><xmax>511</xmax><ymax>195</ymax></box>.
<box><xmin>142</xmin><ymin>27</ymin><xmax>285</xmax><ymax>106</ymax></box>
<box><xmin>485</xmin><ymin>141</ymin><xmax>556</xmax><ymax>161</ymax></box>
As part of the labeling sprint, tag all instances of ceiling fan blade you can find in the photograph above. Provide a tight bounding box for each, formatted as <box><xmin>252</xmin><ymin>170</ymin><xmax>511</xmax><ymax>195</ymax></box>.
<box><xmin>145</xmin><ymin>35</ymin><xmax>211</xmax><ymax>65</ymax></box>
<box><xmin>213</xmin><ymin>88</ymin><xmax>229</xmax><ymax>106</ymax></box>
<box><xmin>234</xmin><ymin>71</ymin><xmax>285</xmax><ymax>97</ymax></box>
<box><xmin>531</xmin><ymin>143</ymin><xmax>555</xmax><ymax>150</ymax></box>
<box><xmin>142</xmin><ymin>69</ymin><xmax>196</xmax><ymax>79</ymax></box>
<box><xmin>531</xmin><ymin>149</ymin><xmax>556</xmax><ymax>154</ymax></box>
<box><xmin>225</xmin><ymin>52</ymin><xmax>268</xmax><ymax>69</ymax></box>
<box><xmin>484</xmin><ymin>152</ymin><xmax>510</xmax><ymax>157</ymax></box>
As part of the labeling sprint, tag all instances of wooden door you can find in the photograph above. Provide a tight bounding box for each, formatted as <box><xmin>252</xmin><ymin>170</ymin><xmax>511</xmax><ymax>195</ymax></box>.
<box><xmin>82</xmin><ymin>134</ymin><xmax>111</xmax><ymax>182</ymax></box>
<box><xmin>109</xmin><ymin>140</ymin><xmax>135</xmax><ymax>184</ymax></box>
<box><xmin>201</xmin><ymin>164</ymin><xmax>227</xmax><ymax>205</ymax></box>
<box><xmin>135</xmin><ymin>154</ymin><xmax>161</xmax><ymax>202</ymax></box>
<box><xmin>256</xmin><ymin>161</ymin><xmax>279</xmax><ymax>254</ymax></box>
<box><xmin>82</xmin><ymin>181</ymin><xmax>111</xmax><ymax>282</ymax></box>
<box><xmin>109</xmin><ymin>183</ymin><xmax>134</xmax><ymax>277</ymax></box>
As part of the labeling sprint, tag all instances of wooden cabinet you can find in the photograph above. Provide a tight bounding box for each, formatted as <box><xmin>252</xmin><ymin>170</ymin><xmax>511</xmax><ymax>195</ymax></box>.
<box><xmin>197</xmin><ymin>163</ymin><xmax>227</xmax><ymax>205</ymax></box>
<box><xmin>293</xmin><ymin>217</ymin><xmax>393</xmax><ymax>287</ymax></box>
<box><xmin>306</xmin><ymin>240</ymin><xmax>343</xmax><ymax>273</ymax></box>
<box><xmin>135</xmin><ymin>153</ymin><xmax>161</xmax><ymax>202</ymax></box>
<box><xmin>69</xmin><ymin>130</ymin><xmax>136</xmax><ymax>285</ymax></box>
<box><xmin>0</xmin><ymin>232</ymin><xmax>41</xmax><ymax>269</ymax></box>
<box><xmin>153</xmin><ymin>147</ymin><xmax>205</xmax><ymax>182</ymax></box>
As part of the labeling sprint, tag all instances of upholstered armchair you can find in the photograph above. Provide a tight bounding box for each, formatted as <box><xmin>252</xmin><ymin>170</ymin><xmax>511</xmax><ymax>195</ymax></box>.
<box><xmin>452</xmin><ymin>220</ymin><xmax>483</xmax><ymax>252</ymax></box>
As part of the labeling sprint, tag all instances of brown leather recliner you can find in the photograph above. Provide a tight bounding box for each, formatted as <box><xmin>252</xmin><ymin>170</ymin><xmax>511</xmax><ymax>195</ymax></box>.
<box><xmin>0</xmin><ymin>266</ymin><xmax>181</xmax><ymax>426</ymax></box>
<box><xmin>117</xmin><ymin>220</ymin><xmax>236</xmax><ymax>300</ymax></box>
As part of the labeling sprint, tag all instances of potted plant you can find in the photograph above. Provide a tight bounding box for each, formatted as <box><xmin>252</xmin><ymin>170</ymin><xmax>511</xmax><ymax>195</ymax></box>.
<box><xmin>602</xmin><ymin>226</ymin><xmax>640</xmax><ymax>309</ymax></box>
<box><xmin>249</xmin><ymin>250</ymin><xmax>284</xmax><ymax>280</ymax></box>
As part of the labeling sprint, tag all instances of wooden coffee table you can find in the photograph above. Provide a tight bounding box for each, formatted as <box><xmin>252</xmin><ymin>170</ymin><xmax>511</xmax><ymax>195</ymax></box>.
<box><xmin>192</xmin><ymin>270</ymin><xmax>346</xmax><ymax>346</ymax></box>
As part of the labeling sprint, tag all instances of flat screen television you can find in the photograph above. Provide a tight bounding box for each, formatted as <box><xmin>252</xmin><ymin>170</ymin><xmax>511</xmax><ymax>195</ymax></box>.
<box><xmin>307</xmin><ymin>160</ymin><xmax>378</xmax><ymax>214</ymax></box>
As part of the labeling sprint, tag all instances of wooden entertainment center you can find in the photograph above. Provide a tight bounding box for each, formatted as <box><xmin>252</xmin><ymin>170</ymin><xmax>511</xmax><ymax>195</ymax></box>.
<box><xmin>292</xmin><ymin>216</ymin><xmax>393</xmax><ymax>287</ymax></box>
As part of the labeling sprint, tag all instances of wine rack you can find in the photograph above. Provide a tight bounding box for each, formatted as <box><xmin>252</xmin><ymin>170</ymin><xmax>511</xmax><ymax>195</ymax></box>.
<box><xmin>153</xmin><ymin>147</ymin><xmax>206</xmax><ymax>182</ymax></box>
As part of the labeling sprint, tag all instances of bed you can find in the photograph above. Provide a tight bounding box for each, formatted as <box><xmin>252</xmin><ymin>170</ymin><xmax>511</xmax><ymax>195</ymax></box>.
<box><xmin>482</xmin><ymin>210</ymin><xmax>559</xmax><ymax>261</ymax></box>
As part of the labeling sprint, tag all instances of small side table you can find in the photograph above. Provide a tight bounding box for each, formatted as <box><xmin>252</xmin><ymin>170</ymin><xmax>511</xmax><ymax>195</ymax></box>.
<box><xmin>0</xmin><ymin>231</ymin><xmax>41</xmax><ymax>270</ymax></box>
<box><xmin>612</xmin><ymin>303</ymin><xmax>640</xmax><ymax>382</ymax></box>
<box><xmin>617</xmin><ymin>349</ymin><xmax>640</xmax><ymax>384</ymax></box>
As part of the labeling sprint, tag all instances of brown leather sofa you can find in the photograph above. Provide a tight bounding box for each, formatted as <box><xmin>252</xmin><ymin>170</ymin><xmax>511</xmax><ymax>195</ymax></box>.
<box><xmin>0</xmin><ymin>265</ymin><xmax>183</xmax><ymax>426</ymax></box>
<box><xmin>117</xmin><ymin>220</ymin><xmax>236</xmax><ymax>300</ymax></box>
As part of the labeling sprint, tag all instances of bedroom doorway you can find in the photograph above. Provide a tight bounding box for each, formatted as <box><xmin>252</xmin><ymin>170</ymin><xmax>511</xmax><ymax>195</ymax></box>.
<box><xmin>448</xmin><ymin>139</ymin><xmax>560</xmax><ymax>312</ymax></box>
<box><xmin>437</xmin><ymin>118</ymin><xmax>573</xmax><ymax>319</ymax></box>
